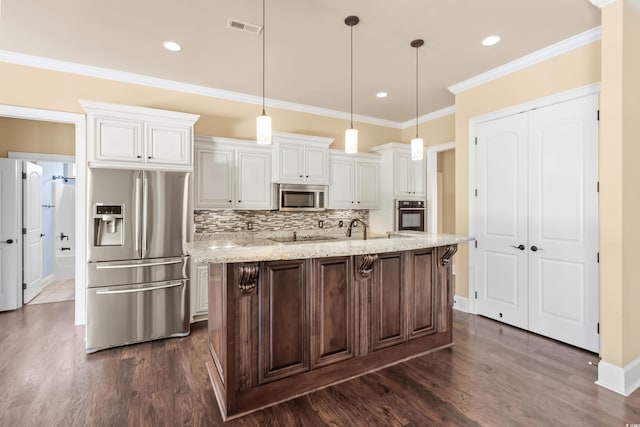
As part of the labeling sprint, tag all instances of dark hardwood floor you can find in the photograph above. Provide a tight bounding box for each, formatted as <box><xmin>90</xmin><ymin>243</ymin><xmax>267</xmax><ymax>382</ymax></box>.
<box><xmin>1</xmin><ymin>301</ymin><xmax>639</xmax><ymax>426</ymax></box>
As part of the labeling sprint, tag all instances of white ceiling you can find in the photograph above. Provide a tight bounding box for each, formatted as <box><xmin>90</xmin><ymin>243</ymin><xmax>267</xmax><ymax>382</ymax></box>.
<box><xmin>0</xmin><ymin>0</ymin><xmax>600</xmax><ymax>123</ymax></box>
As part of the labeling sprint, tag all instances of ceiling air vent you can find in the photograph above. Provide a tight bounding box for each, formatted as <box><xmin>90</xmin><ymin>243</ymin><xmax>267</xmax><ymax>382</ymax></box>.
<box><xmin>226</xmin><ymin>18</ymin><xmax>262</xmax><ymax>35</ymax></box>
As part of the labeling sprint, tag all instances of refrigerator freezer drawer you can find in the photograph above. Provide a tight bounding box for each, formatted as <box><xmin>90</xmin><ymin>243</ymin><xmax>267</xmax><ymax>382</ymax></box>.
<box><xmin>87</xmin><ymin>256</ymin><xmax>189</xmax><ymax>288</ymax></box>
<box><xmin>86</xmin><ymin>279</ymin><xmax>189</xmax><ymax>353</ymax></box>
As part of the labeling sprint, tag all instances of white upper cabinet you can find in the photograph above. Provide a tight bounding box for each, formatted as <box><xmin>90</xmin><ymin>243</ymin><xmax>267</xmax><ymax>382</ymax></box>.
<box><xmin>328</xmin><ymin>151</ymin><xmax>380</xmax><ymax>209</ymax></box>
<box><xmin>272</xmin><ymin>132</ymin><xmax>332</xmax><ymax>185</ymax></box>
<box><xmin>369</xmin><ymin>143</ymin><xmax>426</xmax><ymax>200</ymax></box>
<box><xmin>194</xmin><ymin>137</ymin><xmax>272</xmax><ymax>210</ymax></box>
<box><xmin>81</xmin><ymin>100</ymin><xmax>199</xmax><ymax>170</ymax></box>
<box><xmin>393</xmin><ymin>150</ymin><xmax>425</xmax><ymax>198</ymax></box>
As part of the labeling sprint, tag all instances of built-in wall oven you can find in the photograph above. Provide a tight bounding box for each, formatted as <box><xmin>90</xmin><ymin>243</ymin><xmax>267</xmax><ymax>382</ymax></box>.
<box><xmin>395</xmin><ymin>199</ymin><xmax>426</xmax><ymax>232</ymax></box>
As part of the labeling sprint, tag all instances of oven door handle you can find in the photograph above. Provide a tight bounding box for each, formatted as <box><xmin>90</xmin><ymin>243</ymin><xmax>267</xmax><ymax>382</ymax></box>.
<box><xmin>95</xmin><ymin>281</ymin><xmax>183</xmax><ymax>295</ymax></box>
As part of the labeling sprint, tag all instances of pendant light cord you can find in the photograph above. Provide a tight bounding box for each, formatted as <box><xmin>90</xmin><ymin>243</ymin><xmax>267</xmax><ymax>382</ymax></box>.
<box><xmin>262</xmin><ymin>0</ymin><xmax>266</xmax><ymax>116</ymax></box>
<box><xmin>415</xmin><ymin>44</ymin><xmax>419</xmax><ymax>138</ymax></box>
<box><xmin>350</xmin><ymin>23</ymin><xmax>354</xmax><ymax>129</ymax></box>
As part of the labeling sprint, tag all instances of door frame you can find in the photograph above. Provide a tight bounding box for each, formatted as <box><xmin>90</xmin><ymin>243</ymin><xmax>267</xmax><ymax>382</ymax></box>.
<box><xmin>0</xmin><ymin>104</ymin><xmax>87</xmax><ymax>325</ymax></box>
<box><xmin>8</xmin><ymin>152</ymin><xmax>76</xmax><ymax>301</ymax></box>
<box><xmin>426</xmin><ymin>142</ymin><xmax>455</xmax><ymax>233</ymax></box>
<box><xmin>467</xmin><ymin>82</ymin><xmax>599</xmax><ymax>315</ymax></box>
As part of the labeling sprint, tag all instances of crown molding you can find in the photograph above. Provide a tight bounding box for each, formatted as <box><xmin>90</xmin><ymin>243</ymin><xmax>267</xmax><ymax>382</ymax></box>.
<box><xmin>0</xmin><ymin>49</ymin><xmax>402</xmax><ymax>128</ymax></box>
<box><xmin>400</xmin><ymin>105</ymin><xmax>456</xmax><ymax>129</ymax></box>
<box><xmin>590</xmin><ymin>0</ymin><xmax>617</xmax><ymax>7</ymax></box>
<box><xmin>448</xmin><ymin>26</ymin><xmax>601</xmax><ymax>95</ymax></box>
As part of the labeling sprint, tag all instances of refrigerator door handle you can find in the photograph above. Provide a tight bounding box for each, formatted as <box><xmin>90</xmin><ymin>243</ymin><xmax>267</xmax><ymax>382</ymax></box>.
<box><xmin>95</xmin><ymin>281</ymin><xmax>183</xmax><ymax>295</ymax></box>
<box><xmin>142</xmin><ymin>173</ymin><xmax>148</xmax><ymax>258</ymax></box>
<box><xmin>134</xmin><ymin>174</ymin><xmax>142</xmax><ymax>258</ymax></box>
<box><xmin>95</xmin><ymin>259</ymin><xmax>183</xmax><ymax>270</ymax></box>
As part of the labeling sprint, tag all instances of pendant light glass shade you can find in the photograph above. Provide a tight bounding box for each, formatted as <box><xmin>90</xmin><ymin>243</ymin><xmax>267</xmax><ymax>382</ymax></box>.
<box><xmin>344</xmin><ymin>16</ymin><xmax>359</xmax><ymax>154</ymax></box>
<box><xmin>410</xmin><ymin>39</ymin><xmax>424</xmax><ymax>161</ymax></box>
<box><xmin>411</xmin><ymin>137</ymin><xmax>424</xmax><ymax>161</ymax></box>
<box><xmin>256</xmin><ymin>0</ymin><xmax>271</xmax><ymax>144</ymax></box>
<box><xmin>257</xmin><ymin>113</ymin><xmax>272</xmax><ymax>145</ymax></box>
<box><xmin>345</xmin><ymin>128</ymin><xmax>358</xmax><ymax>154</ymax></box>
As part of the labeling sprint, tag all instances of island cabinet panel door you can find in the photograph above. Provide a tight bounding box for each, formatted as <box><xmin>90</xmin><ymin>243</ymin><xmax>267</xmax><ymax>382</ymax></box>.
<box><xmin>259</xmin><ymin>260</ymin><xmax>310</xmax><ymax>384</ymax></box>
<box><xmin>370</xmin><ymin>252</ymin><xmax>407</xmax><ymax>351</ymax></box>
<box><xmin>407</xmin><ymin>249</ymin><xmax>437</xmax><ymax>339</ymax></box>
<box><xmin>310</xmin><ymin>256</ymin><xmax>355</xmax><ymax>368</ymax></box>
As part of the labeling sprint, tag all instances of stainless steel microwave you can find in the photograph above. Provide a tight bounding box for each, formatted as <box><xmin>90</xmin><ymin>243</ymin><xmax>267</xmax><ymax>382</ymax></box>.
<box><xmin>276</xmin><ymin>184</ymin><xmax>326</xmax><ymax>211</ymax></box>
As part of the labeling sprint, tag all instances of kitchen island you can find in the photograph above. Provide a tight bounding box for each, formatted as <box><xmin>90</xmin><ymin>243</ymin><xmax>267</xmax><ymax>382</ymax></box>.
<box><xmin>187</xmin><ymin>233</ymin><xmax>469</xmax><ymax>420</ymax></box>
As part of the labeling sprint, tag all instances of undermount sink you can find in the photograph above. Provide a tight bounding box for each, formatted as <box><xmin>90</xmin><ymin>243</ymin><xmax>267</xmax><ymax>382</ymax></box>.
<box><xmin>207</xmin><ymin>240</ymin><xmax>241</xmax><ymax>249</ymax></box>
<box><xmin>268</xmin><ymin>235</ymin><xmax>339</xmax><ymax>244</ymax></box>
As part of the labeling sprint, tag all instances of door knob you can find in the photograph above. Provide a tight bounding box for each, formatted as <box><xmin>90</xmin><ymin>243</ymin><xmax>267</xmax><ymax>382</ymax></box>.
<box><xmin>3</xmin><ymin>239</ymin><xmax>13</xmax><ymax>244</ymax></box>
<box><xmin>530</xmin><ymin>245</ymin><xmax>541</xmax><ymax>252</ymax></box>
<box><xmin>511</xmin><ymin>244</ymin><xmax>525</xmax><ymax>250</ymax></box>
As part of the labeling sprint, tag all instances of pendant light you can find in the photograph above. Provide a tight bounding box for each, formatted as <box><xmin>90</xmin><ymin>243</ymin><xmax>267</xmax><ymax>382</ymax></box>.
<box><xmin>410</xmin><ymin>39</ymin><xmax>424</xmax><ymax>161</ymax></box>
<box><xmin>344</xmin><ymin>16</ymin><xmax>359</xmax><ymax>154</ymax></box>
<box><xmin>256</xmin><ymin>0</ymin><xmax>272</xmax><ymax>144</ymax></box>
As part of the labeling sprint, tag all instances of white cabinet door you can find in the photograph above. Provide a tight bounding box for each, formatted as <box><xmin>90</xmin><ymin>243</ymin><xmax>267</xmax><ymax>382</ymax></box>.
<box><xmin>236</xmin><ymin>150</ymin><xmax>272</xmax><ymax>209</ymax></box>
<box><xmin>356</xmin><ymin>161</ymin><xmax>379</xmax><ymax>209</ymax></box>
<box><xmin>145</xmin><ymin>122</ymin><xmax>191</xmax><ymax>166</ymax></box>
<box><xmin>393</xmin><ymin>151</ymin><xmax>411</xmax><ymax>197</ymax></box>
<box><xmin>476</xmin><ymin>113</ymin><xmax>529</xmax><ymax>330</ymax></box>
<box><xmin>305</xmin><ymin>146</ymin><xmax>329</xmax><ymax>185</ymax></box>
<box><xmin>329</xmin><ymin>159</ymin><xmax>356</xmax><ymax>208</ymax></box>
<box><xmin>278</xmin><ymin>144</ymin><xmax>304</xmax><ymax>182</ymax></box>
<box><xmin>195</xmin><ymin>146</ymin><xmax>234</xmax><ymax>208</ymax></box>
<box><xmin>411</xmin><ymin>158</ymin><xmax>426</xmax><ymax>198</ymax></box>
<box><xmin>94</xmin><ymin>117</ymin><xmax>143</xmax><ymax>163</ymax></box>
<box><xmin>190</xmin><ymin>264</ymin><xmax>208</xmax><ymax>322</ymax></box>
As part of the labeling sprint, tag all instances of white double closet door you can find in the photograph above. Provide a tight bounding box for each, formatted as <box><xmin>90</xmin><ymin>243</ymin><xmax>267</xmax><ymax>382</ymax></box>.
<box><xmin>475</xmin><ymin>94</ymin><xmax>599</xmax><ymax>352</ymax></box>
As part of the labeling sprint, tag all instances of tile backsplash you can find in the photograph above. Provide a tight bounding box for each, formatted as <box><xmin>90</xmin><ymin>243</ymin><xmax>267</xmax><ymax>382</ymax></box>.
<box><xmin>194</xmin><ymin>209</ymin><xmax>369</xmax><ymax>235</ymax></box>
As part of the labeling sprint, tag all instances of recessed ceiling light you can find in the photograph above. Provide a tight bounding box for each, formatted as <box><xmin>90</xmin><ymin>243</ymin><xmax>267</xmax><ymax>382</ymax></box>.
<box><xmin>482</xmin><ymin>35</ymin><xmax>501</xmax><ymax>47</ymax></box>
<box><xmin>376</xmin><ymin>92</ymin><xmax>388</xmax><ymax>98</ymax></box>
<box><xmin>163</xmin><ymin>41</ymin><xmax>182</xmax><ymax>52</ymax></box>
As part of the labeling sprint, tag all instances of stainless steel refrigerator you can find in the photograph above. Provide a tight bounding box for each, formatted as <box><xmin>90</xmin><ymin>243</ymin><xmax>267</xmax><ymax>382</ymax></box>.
<box><xmin>86</xmin><ymin>168</ymin><xmax>191</xmax><ymax>353</ymax></box>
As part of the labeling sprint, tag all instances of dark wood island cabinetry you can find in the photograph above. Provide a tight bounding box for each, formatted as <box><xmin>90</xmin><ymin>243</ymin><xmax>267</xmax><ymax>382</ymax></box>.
<box><xmin>205</xmin><ymin>244</ymin><xmax>459</xmax><ymax>420</ymax></box>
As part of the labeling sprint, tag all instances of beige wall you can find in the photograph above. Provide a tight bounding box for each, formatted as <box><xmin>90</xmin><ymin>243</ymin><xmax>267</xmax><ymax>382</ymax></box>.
<box><xmin>599</xmin><ymin>0</ymin><xmax>640</xmax><ymax>367</ymax></box>
<box><xmin>453</xmin><ymin>41</ymin><xmax>601</xmax><ymax>298</ymax></box>
<box><xmin>401</xmin><ymin>113</ymin><xmax>455</xmax><ymax>148</ymax></box>
<box><xmin>0</xmin><ymin>118</ymin><xmax>75</xmax><ymax>157</ymax></box>
<box><xmin>0</xmin><ymin>62</ymin><xmax>400</xmax><ymax>151</ymax></box>
<box><xmin>438</xmin><ymin>150</ymin><xmax>455</xmax><ymax>234</ymax></box>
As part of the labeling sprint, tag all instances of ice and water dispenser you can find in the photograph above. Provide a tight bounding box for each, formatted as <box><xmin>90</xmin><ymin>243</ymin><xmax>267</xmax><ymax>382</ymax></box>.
<box><xmin>93</xmin><ymin>204</ymin><xmax>124</xmax><ymax>246</ymax></box>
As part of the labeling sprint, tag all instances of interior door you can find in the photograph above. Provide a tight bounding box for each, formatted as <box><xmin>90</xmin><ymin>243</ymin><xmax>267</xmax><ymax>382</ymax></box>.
<box><xmin>0</xmin><ymin>159</ymin><xmax>21</xmax><ymax>311</ymax></box>
<box><xmin>528</xmin><ymin>94</ymin><xmax>599</xmax><ymax>352</ymax></box>
<box><xmin>476</xmin><ymin>113</ymin><xmax>529</xmax><ymax>329</ymax></box>
<box><xmin>23</xmin><ymin>161</ymin><xmax>43</xmax><ymax>303</ymax></box>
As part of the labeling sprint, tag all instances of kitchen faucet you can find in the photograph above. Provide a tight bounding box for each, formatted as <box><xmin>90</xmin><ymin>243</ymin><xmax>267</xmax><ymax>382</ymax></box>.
<box><xmin>346</xmin><ymin>218</ymin><xmax>368</xmax><ymax>240</ymax></box>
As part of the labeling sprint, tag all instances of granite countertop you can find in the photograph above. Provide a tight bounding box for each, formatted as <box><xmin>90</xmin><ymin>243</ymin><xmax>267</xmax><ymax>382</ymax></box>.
<box><xmin>186</xmin><ymin>231</ymin><xmax>472</xmax><ymax>264</ymax></box>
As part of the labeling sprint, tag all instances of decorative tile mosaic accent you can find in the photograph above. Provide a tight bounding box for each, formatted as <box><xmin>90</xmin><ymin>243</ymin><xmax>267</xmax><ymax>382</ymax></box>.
<box><xmin>194</xmin><ymin>209</ymin><xmax>369</xmax><ymax>236</ymax></box>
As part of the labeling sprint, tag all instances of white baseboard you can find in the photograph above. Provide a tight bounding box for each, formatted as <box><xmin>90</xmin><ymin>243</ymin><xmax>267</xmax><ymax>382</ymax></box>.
<box><xmin>453</xmin><ymin>296</ymin><xmax>469</xmax><ymax>313</ymax></box>
<box><xmin>596</xmin><ymin>356</ymin><xmax>640</xmax><ymax>396</ymax></box>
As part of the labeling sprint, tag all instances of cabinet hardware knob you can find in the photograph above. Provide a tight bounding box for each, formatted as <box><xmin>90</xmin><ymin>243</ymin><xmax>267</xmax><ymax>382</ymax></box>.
<box><xmin>238</xmin><ymin>200</ymin><xmax>241</xmax><ymax>203</ymax></box>
<box><xmin>510</xmin><ymin>244</ymin><xmax>525</xmax><ymax>251</ymax></box>
<box><xmin>531</xmin><ymin>245</ymin><xmax>542</xmax><ymax>252</ymax></box>
<box><xmin>299</xmin><ymin>175</ymin><xmax>303</xmax><ymax>178</ymax></box>
<box><xmin>306</xmin><ymin>175</ymin><xmax>309</xmax><ymax>178</ymax></box>
<box><xmin>148</xmin><ymin>156</ymin><xmax>152</xmax><ymax>159</ymax></box>
<box><xmin>357</xmin><ymin>201</ymin><xmax>361</xmax><ymax>204</ymax></box>
<box><xmin>40</xmin><ymin>233</ymin><xmax>46</xmax><ymax>238</ymax></box>
<box><xmin>2</xmin><ymin>239</ymin><xmax>13</xmax><ymax>244</ymax></box>
<box><xmin>137</xmin><ymin>155</ymin><xmax>141</xmax><ymax>159</ymax></box>
<box><xmin>351</xmin><ymin>201</ymin><xmax>354</xmax><ymax>204</ymax></box>
<box><xmin>228</xmin><ymin>200</ymin><xmax>232</xmax><ymax>203</ymax></box>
